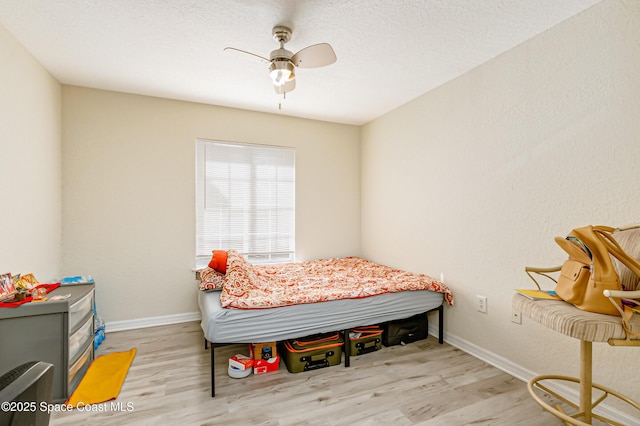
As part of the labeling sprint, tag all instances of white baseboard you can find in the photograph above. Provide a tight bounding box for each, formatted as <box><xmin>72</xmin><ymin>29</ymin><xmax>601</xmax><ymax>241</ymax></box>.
<box><xmin>105</xmin><ymin>311</ymin><xmax>201</xmax><ymax>333</ymax></box>
<box><xmin>429</xmin><ymin>324</ymin><xmax>639</xmax><ymax>425</ymax></box>
<box><xmin>436</xmin><ymin>327</ymin><xmax>536</xmax><ymax>382</ymax></box>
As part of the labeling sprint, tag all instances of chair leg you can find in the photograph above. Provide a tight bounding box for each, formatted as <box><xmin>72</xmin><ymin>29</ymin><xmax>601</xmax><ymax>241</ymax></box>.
<box><xmin>580</xmin><ymin>340</ymin><xmax>592</xmax><ymax>424</ymax></box>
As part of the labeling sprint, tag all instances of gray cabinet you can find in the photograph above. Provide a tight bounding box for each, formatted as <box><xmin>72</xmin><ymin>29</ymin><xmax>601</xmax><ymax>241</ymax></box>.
<box><xmin>0</xmin><ymin>283</ymin><xmax>95</xmax><ymax>402</ymax></box>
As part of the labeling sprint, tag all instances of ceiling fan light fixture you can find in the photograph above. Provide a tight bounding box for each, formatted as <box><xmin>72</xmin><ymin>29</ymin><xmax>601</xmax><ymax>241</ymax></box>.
<box><xmin>269</xmin><ymin>60</ymin><xmax>295</xmax><ymax>86</ymax></box>
<box><xmin>225</xmin><ymin>25</ymin><xmax>335</xmax><ymax>95</ymax></box>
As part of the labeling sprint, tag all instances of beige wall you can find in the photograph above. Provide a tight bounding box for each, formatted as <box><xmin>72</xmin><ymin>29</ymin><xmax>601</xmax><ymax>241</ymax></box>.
<box><xmin>4</xmin><ymin>0</ymin><xmax>640</xmax><ymax>416</ymax></box>
<box><xmin>361</xmin><ymin>0</ymin><xmax>640</xmax><ymax>402</ymax></box>
<box><xmin>0</xmin><ymin>25</ymin><xmax>61</xmax><ymax>280</ymax></box>
<box><xmin>61</xmin><ymin>87</ymin><xmax>360</xmax><ymax>323</ymax></box>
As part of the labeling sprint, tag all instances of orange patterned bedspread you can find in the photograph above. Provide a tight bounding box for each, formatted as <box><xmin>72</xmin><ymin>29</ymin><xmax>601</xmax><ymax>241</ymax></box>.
<box><xmin>219</xmin><ymin>250</ymin><xmax>454</xmax><ymax>309</ymax></box>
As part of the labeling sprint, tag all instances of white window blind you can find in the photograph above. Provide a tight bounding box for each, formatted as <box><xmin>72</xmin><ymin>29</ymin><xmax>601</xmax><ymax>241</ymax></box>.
<box><xmin>195</xmin><ymin>139</ymin><xmax>295</xmax><ymax>266</ymax></box>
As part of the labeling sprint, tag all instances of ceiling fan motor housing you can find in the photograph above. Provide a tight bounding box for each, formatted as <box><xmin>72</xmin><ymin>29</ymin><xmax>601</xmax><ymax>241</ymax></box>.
<box><xmin>270</xmin><ymin>48</ymin><xmax>293</xmax><ymax>61</ymax></box>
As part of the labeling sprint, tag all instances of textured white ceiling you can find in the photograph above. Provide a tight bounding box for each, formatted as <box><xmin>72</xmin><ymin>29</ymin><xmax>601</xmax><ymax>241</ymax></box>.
<box><xmin>0</xmin><ymin>0</ymin><xmax>601</xmax><ymax>125</ymax></box>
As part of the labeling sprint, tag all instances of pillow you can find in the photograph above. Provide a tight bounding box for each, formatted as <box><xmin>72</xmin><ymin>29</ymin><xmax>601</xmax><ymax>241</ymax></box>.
<box><xmin>198</xmin><ymin>267</ymin><xmax>225</xmax><ymax>291</ymax></box>
<box><xmin>208</xmin><ymin>250</ymin><xmax>229</xmax><ymax>273</ymax></box>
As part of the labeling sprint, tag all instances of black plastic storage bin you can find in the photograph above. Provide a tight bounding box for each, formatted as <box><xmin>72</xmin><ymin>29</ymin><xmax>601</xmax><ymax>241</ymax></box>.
<box><xmin>382</xmin><ymin>313</ymin><xmax>429</xmax><ymax>346</ymax></box>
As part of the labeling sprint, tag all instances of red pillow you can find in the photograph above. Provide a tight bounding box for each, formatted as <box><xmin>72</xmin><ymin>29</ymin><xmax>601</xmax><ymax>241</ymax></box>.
<box><xmin>208</xmin><ymin>250</ymin><xmax>228</xmax><ymax>273</ymax></box>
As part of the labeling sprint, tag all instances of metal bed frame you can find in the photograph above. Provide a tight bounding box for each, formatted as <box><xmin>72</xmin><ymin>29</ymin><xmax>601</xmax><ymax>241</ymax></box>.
<box><xmin>204</xmin><ymin>304</ymin><xmax>444</xmax><ymax>397</ymax></box>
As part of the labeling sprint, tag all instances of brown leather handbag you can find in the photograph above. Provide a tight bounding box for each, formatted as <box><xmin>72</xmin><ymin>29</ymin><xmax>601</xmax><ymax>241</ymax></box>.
<box><xmin>555</xmin><ymin>225</ymin><xmax>640</xmax><ymax>316</ymax></box>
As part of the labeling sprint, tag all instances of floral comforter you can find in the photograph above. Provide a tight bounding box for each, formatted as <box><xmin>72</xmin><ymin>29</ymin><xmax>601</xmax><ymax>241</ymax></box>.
<box><xmin>219</xmin><ymin>250</ymin><xmax>454</xmax><ymax>309</ymax></box>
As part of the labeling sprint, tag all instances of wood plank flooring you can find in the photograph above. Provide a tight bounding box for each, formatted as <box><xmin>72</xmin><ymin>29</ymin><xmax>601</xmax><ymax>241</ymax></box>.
<box><xmin>50</xmin><ymin>321</ymin><xmax>567</xmax><ymax>425</ymax></box>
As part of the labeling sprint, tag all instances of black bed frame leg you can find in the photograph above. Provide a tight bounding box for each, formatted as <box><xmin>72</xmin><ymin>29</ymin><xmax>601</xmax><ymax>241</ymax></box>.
<box><xmin>210</xmin><ymin>342</ymin><xmax>216</xmax><ymax>397</ymax></box>
<box><xmin>438</xmin><ymin>304</ymin><xmax>444</xmax><ymax>344</ymax></box>
<box><xmin>343</xmin><ymin>330</ymin><xmax>351</xmax><ymax>367</ymax></box>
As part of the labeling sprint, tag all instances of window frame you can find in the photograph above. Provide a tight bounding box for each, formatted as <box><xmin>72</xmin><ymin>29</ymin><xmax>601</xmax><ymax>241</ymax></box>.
<box><xmin>195</xmin><ymin>139</ymin><xmax>295</xmax><ymax>268</ymax></box>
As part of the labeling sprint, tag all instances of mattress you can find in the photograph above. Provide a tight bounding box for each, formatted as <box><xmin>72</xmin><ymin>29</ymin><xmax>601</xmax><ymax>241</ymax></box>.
<box><xmin>199</xmin><ymin>289</ymin><xmax>443</xmax><ymax>343</ymax></box>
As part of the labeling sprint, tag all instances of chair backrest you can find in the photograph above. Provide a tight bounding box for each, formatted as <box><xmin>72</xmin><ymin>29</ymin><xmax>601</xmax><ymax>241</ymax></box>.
<box><xmin>0</xmin><ymin>361</ymin><xmax>54</xmax><ymax>426</ymax></box>
<box><xmin>612</xmin><ymin>225</ymin><xmax>640</xmax><ymax>291</ymax></box>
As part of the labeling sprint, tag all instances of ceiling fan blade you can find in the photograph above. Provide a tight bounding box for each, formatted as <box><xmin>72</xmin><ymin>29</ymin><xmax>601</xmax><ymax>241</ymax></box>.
<box><xmin>223</xmin><ymin>47</ymin><xmax>270</xmax><ymax>63</ymax></box>
<box><xmin>291</xmin><ymin>43</ymin><xmax>336</xmax><ymax>68</ymax></box>
<box><xmin>274</xmin><ymin>78</ymin><xmax>296</xmax><ymax>95</ymax></box>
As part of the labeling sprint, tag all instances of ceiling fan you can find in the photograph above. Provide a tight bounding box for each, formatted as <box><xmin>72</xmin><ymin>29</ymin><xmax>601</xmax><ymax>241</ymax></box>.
<box><xmin>224</xmin><ymin>25</ymin><xmax>337</xmax><ymax>95</ymax></box>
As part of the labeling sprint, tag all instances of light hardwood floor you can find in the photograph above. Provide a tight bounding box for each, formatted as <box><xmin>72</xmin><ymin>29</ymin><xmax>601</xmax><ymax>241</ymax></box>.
<box><xmin>50</xmin><ymin>321</ymin><xmax>566</xmax><ymax>426</ymax></box>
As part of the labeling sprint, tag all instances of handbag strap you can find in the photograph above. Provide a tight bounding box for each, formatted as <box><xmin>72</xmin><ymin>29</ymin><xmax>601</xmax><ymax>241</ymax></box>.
<box><xmin>621</xmin><ymin>306</ymin><xmax>640</xmax><ymax>338</ymax></box>
<box><xmin>616</xmin><ymin>223</ymin><xmax>640</xmax><ymax>232</ymax></box>
<box><xmin>524</xmin><ymin>266</ymin><xmax>561</xmax><ymax>290</ymax></box>
<box><xmin>593</xmin><ymin>228</ymin><xmax>640</xmax><ymax>278</ymax></box>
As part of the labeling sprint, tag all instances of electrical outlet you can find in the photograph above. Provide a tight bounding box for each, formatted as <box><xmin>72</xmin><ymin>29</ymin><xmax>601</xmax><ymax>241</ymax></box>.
<box><xmin>477</xmin><ymin>295</ymin><xmax>487</xmax><ymax>313</ymax></box>
<box><xmin>512</xmin><ymin>309</ymin><xmax>522</xmax><ymax>324</ymax></box>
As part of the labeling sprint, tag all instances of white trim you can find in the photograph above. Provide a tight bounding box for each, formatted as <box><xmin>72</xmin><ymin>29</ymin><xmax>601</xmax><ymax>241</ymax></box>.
<box><xmin>429</xmin><ymin>324</ymin><xmax>639</xmax><ymax>425</ymax></box>
<box><xmin>435</xmin><ymin>326</ymin><xmax>536</xmax><ymax>382</ymax></box>
<box><xmin>105</xmin><ymin>312</ymin><xmax>201</xmax><ymax>333</ymax></box>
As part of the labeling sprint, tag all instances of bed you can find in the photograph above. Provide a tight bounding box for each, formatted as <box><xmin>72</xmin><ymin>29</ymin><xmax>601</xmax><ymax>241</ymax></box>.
<box><xmin>198</xmin><ymin>250</ymin><xmax>454</xmax><ymax>397</ymax></box>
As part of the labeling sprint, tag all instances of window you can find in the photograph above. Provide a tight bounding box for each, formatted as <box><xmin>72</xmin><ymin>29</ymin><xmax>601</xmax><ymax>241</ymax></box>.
<box><xmin>195</xmin><ymin>139</ymin><xmax>295</xmax><ymax>267</ymax></box>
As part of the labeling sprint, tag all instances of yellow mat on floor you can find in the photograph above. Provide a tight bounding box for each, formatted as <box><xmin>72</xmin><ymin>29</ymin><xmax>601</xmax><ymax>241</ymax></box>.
<box><xmin>66</xmin><ymin>348</ymin><xmax>136</xmax><ymax>407</ymax></box>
